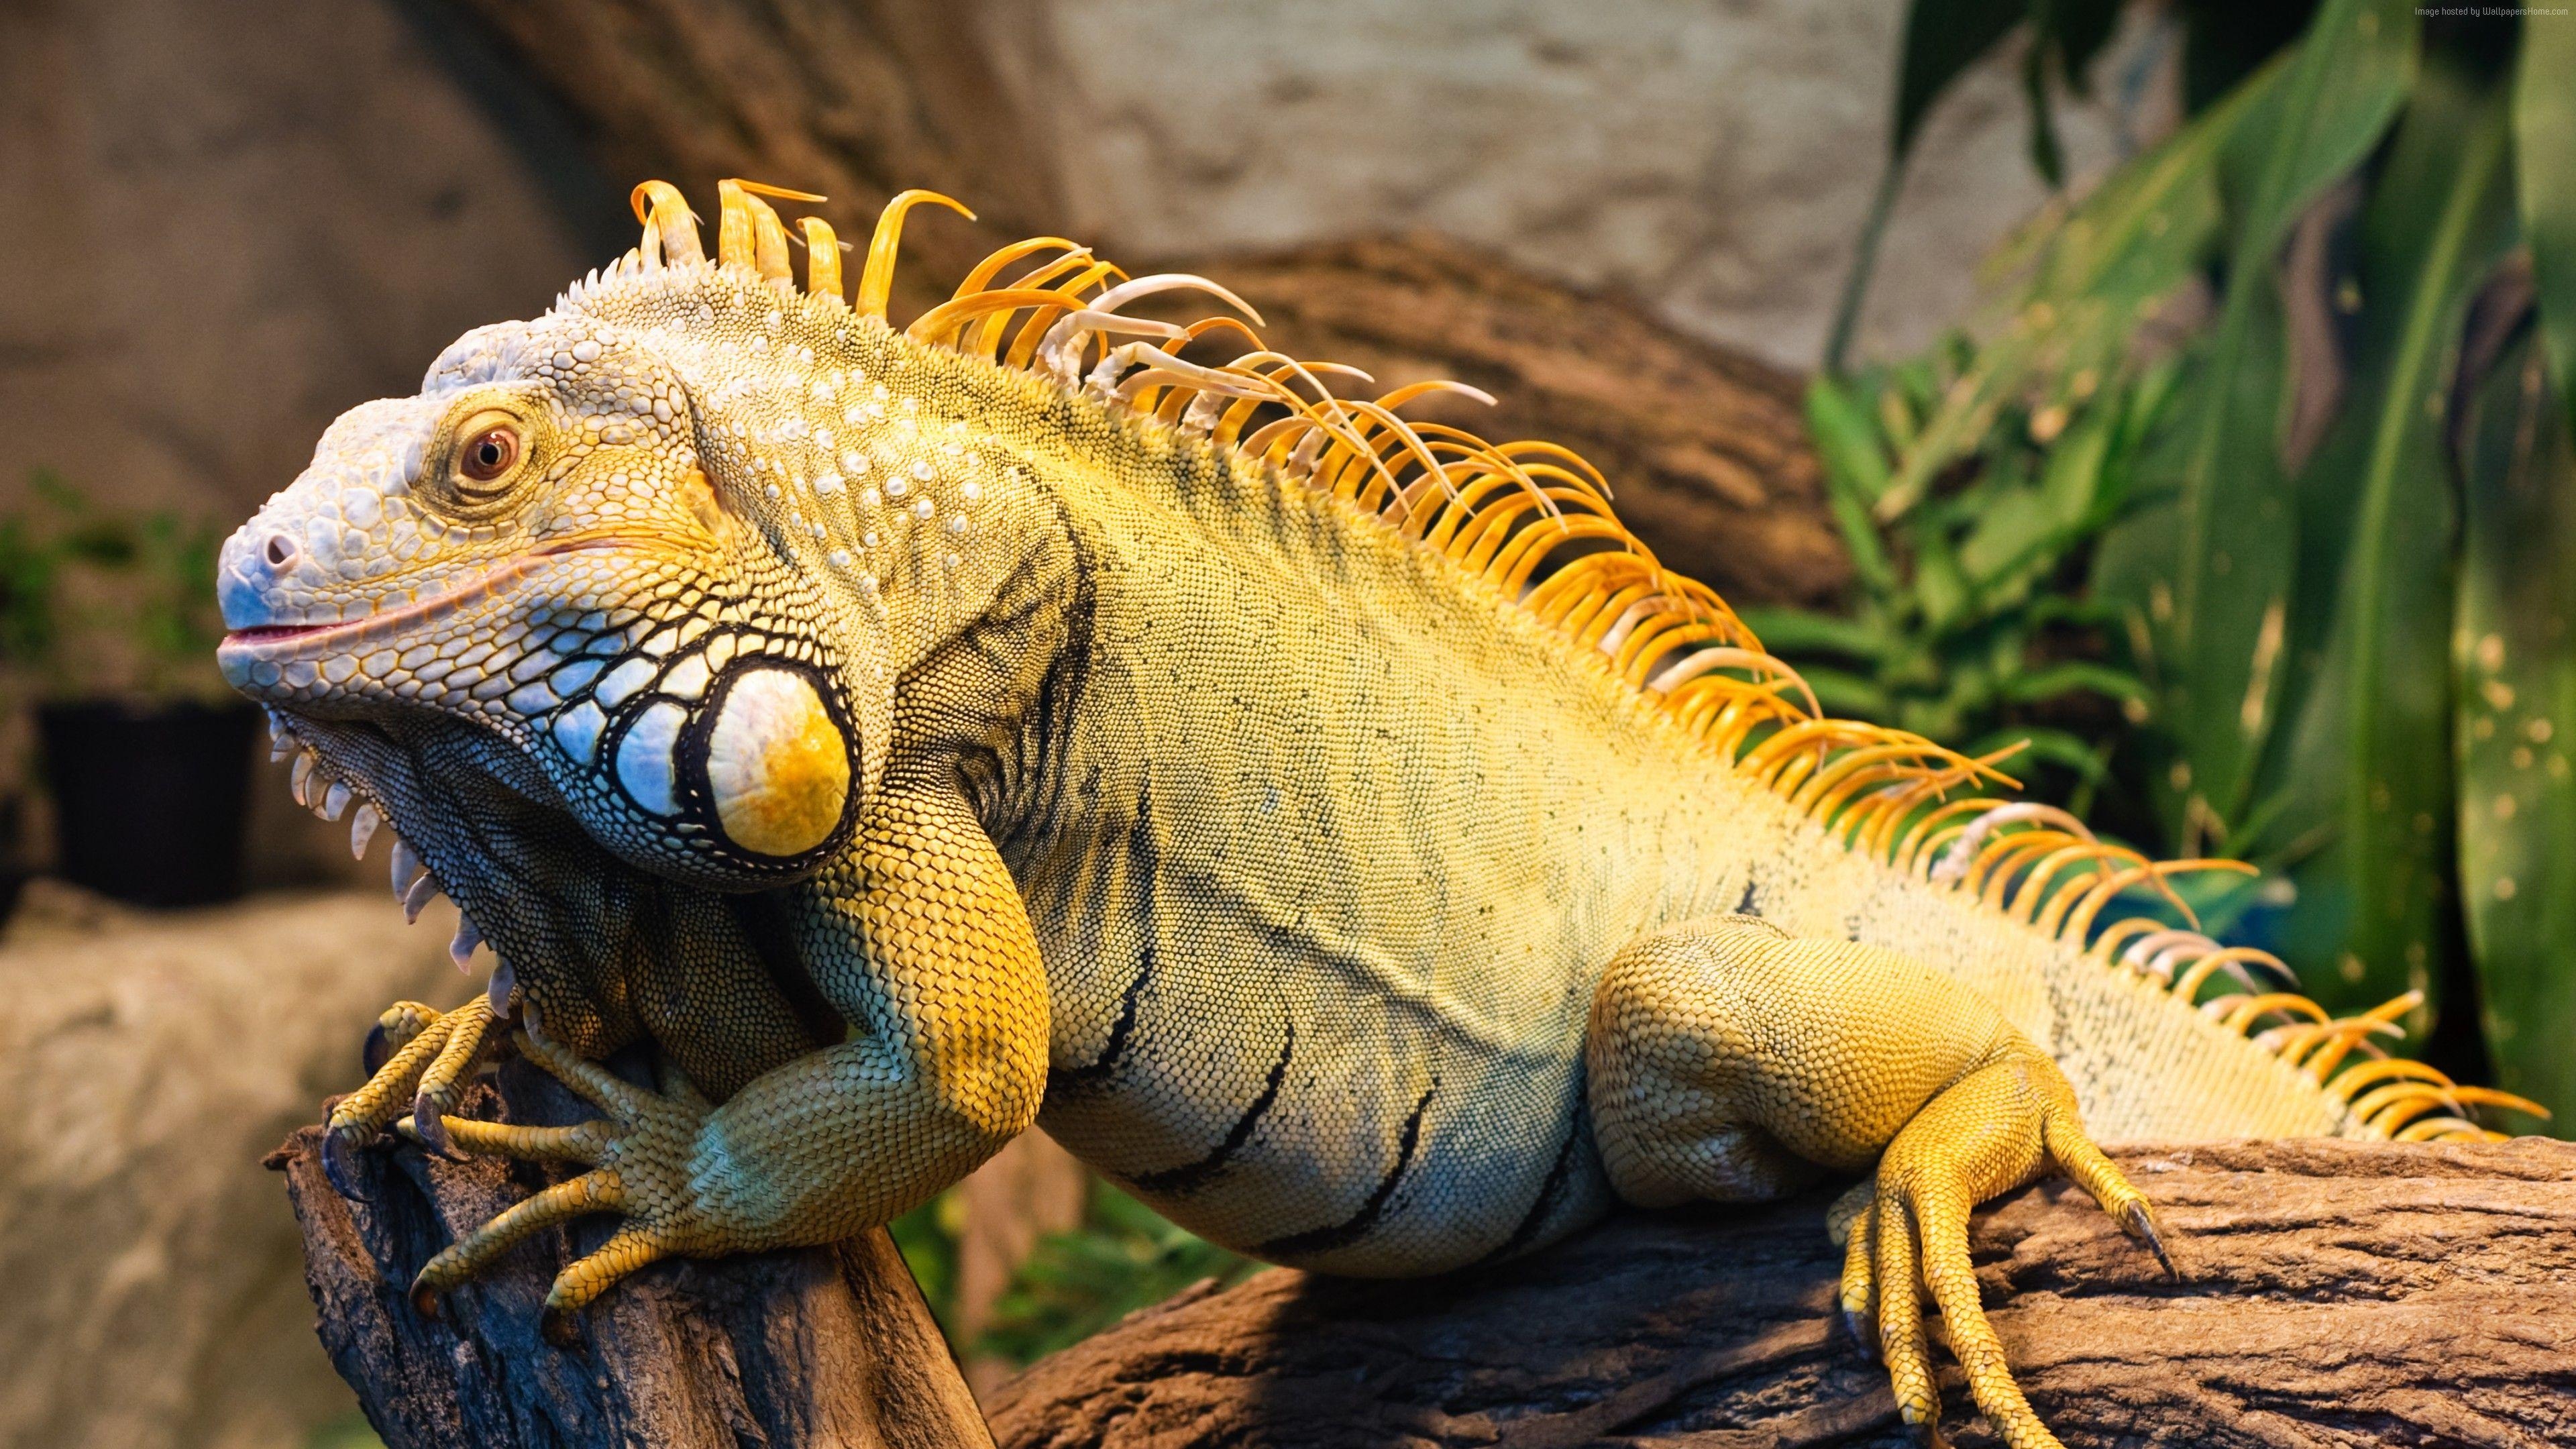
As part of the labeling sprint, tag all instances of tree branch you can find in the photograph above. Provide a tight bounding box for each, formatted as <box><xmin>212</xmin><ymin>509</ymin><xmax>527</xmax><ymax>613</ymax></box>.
<box><xmin>270</xmin><ymin>1058</ymin><xmax>991</xmax><ymax>1449</ymax></box>
<box><xmin>980</xmin><ymin>1138</ymin><xmax>2576</xmax><ymax>1448</ymax></box>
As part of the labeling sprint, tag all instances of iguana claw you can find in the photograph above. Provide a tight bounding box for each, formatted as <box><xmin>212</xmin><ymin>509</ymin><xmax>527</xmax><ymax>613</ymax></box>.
<box><xmin>401</xmin><ymin>1020</ymin><xmax>715</xmax><ymax>1338</ymax></box>
<box><xmin>320</xmin><ymin>1127</ymin><xmax>373</xmax><ymax>1203</ymax></box>
<box><xmin>2124</xmin><ymin>1198</ymin><xmax>2178</xmax><ymax>1279</ymax></box>
<box><xmin>413</xmin><ymin>1093</ymin><xmax>462</xmax><ymax>1161</ymax></box>
<box><xmin>323</xmin><ymin>994</ymin><xmax>502</xmax><ymax>1191</ymax></box>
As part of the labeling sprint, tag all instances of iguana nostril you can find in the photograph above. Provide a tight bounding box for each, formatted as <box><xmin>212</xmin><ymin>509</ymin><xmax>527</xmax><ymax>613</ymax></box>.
<box><xmin>264</xmin><ymin>533</ymin><xmax>300</xmax><ymax>570</ymax></box>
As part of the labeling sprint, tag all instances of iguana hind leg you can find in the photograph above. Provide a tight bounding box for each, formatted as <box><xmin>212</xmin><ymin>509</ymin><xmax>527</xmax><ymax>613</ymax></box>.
<box><xmin>1586</xmin><ymin>914</ymin><xmax>2169</xmax><ymax>1449</ymax></box>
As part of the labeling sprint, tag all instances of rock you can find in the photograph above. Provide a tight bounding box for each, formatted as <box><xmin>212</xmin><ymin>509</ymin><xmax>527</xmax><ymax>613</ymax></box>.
<box><xmin>0</xmin><ymin>883</ymin><xmax>467</xmax><ymax>1449</ymax></box>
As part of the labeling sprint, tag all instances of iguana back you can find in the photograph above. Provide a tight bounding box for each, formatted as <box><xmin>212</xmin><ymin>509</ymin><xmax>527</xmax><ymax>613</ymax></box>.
<box><xmin>751</xmin><ymin>263</ymin><xmax>2369</xmax><ymax>1275</ymax></box>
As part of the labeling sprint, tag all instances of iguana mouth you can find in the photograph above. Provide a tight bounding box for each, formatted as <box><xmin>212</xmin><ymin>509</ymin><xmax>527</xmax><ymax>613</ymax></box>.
<box><xmin>217</xmin><ymin>535</ymin><xmax>644</xmax><ymax>663</ymax></box>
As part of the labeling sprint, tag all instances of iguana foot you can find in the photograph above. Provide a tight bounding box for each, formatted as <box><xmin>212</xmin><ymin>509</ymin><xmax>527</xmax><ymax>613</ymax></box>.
<box><xmin>1835</xmin><ymin>1048</ymin><xmax>2172</xmax><ymax>1449</ymax></box>
<box><xmin>324</xmin><ymin>993</ymin><xmax>504</xmax><ymax>1197</ymax></box>
<box><xmin>404</xmin><ymin>1017</ymin><xmax>719</xmax><ymax>1345</ymax></box>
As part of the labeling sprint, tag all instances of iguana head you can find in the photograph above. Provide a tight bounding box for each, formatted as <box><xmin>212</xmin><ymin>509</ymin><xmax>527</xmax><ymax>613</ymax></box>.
<box><xmin>218</xmin><ymin>296</ymin><xmax>879</xmax><ymax>889</ymax></box>
<box><xmin>216</xmin><ymin>179</ymin><xmax>1280</xmax><ymax>1039</ymax></box>
<box><xmin>213</xmin><ymin>183</ymin><xmax>1061</xmax><ymax>1038</ymax></box>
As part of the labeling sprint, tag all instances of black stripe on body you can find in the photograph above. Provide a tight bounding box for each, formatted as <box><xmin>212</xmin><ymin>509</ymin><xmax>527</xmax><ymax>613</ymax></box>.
<box><xmin>1470</xmin><ymin>1118</ymin><xmax>1582</xmax><ymax>1267</ymax></box>
<box><xmin>1254</xmin><ymin>1080</ymin><xmax>1436</xmax><ymax>1259</ymax></box>
<box><xmin>1126</xmin><ymin>1020</ymin><xmax>1295</xmax><ymax>1197</ymax></box>
<box><xmin>1046</xmin><ymin>781</ymin><xmax>1158</xmax><ymax>1094</ymax></box>
<box><xmin>1736</xmin><ymin>877</ymin><xmax>1761</xmax><ymax>916</ymax></box>
<box><xmin>993</xmin><ymin>500</ymin><xmax>1095</xmax><ymax>861</ymax></box>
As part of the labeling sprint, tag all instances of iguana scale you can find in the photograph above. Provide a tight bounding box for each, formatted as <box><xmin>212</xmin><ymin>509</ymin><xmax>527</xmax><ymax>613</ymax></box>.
<box><xmin>217</xmin><ymin>179</ymin><xmax>2529</xmax><ymax>1448</ymax></box>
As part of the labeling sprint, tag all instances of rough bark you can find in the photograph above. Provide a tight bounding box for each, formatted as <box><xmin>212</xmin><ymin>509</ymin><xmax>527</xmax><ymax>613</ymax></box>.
<box><xmin>435</xmin><ymin>0</ymin><xmax>1064</xmax><ymax>298</ymax></box>
<box><xmin>981</xmin><ymin>1139</ymin><xmax>2576</xmax><ymax>1449</ymax></box>
<box><xmin>271</xmin><ymin>1058</ymin><xmax>992</xmax><ymax>1449</ymax></box>
<box><xmin>431</xmin><ymin>0</ymin><xmax>1849</xmax><ymax>606</ymax></box>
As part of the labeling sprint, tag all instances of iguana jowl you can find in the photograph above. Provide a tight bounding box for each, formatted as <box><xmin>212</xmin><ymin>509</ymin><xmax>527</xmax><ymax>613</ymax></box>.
<box><xmin>217</xmin><ymin>179</ymin><xmax>2530</xmax><ymax>1448</ymax></box>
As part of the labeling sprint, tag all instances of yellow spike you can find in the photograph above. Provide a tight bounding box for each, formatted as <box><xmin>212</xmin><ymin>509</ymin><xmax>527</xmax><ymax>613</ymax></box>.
<box><xmin>2322</xmin><ymin>1054</ymin><xmax>2450</xmax><ymax>1104</ymax></box>
<box><xmin>1967</xmin><ymin>832</ymin><xmax>2079</xmax><ymax>905</ymax></box>
<box><xmin>2059</xmin><ymin>859</ymin><xmax>2245</xmax><ymax>942</ymax></box>
<box><xmin>2086</xmin><ymin>915</ymin><xmax>2168</xmax><ymax>965</ymax></box>
<box><xmin>800</xmin><ymin>217</ymin><xmax>845</xmax><ymax>302</ymax></box>
<box><xmin>2010</xmin><ymin>845</ymin><xmax>2139</xmax><ymax>924</ymax></box>
<box><xmin>1894</xmin><ymin>799</ymin><xmax>2000</xmax><ymax>877</ymax></box>
<box><xmin>857</xmin><ymin>189</ymin><xmax>977</xmax><ymax>319</ymax></box>
<box><xmin>629</xmin><ymin>180</ymin><xmax>702</xmax><ymax>266</ymax></box>
<box><xmin>2218</xmin><ymin>993</ymin><xmax>2327</xmax><ymax>1034</ymax></box>
<box><xmin>906</xmin><ymin>288</ymin><xmax>1077</xmax><ymax>347</ymax></box>
<box><xmin>2394</xmin><ymin>1117</ymin><xmax>2491</xmax><ymax>1142</ymax></box>
<box><xmin>2302</xmin><ymin>995</ymin><xmax>2424</xmax><ymax>1081</ymax></box>
<box><xmin>720</xmin><ymin>180</ymin><xmax>826</xmax><ymax>278</ymax></box>
<box><xmin>2169</xmin><ymin>947</ymin><xmax>2290</xmax><ymax>1004</ymax></box>
<box><xmin>953</xmin><ymin>235</ymin><xmax>1086</xmax><ymax>301</ymax></box>
<box><xmin>715</xmin><ymin>180</ymin><xmax>756</xmax><ymax>270</ymax></box>
<box><xmin>749</xmin><ymin>198</ymin><xmax>795</xmax><ymax>283</ymax></box>
<box><xmin>731</xmin><ymin>179</ymin><xmax>827</xmax><ymax>204</ymax></box>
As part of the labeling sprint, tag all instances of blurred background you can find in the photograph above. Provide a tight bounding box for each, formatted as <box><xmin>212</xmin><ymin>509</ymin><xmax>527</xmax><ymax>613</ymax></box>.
<box><xmin>0</xmin><ymin>1</ymin><xmax>2567</xmax><ymax>1446</ymax></box>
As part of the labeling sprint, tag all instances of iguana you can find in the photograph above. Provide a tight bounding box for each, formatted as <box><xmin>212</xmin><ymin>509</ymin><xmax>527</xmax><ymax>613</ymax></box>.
<box><xmin>217</xmin><ymin>178</ymin><xmax>2533</xmax><ymax>1448</ymax></box>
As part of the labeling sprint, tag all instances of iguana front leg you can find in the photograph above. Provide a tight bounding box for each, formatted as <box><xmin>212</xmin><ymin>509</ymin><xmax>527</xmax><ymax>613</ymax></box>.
<box><xmin>407</xmin><ymin>773</ymin><xmax>1051</xmax><ymax>1340</ymax></box>
<box><xmin>322</xmin><ymin>992</ymin><xmax>506</xmax><ymax>1193</ymax></box>
<box><xmin>1587</xmin><ymin>914</ymin><xmax>2169</xmax><ymax>1449</ymax></box>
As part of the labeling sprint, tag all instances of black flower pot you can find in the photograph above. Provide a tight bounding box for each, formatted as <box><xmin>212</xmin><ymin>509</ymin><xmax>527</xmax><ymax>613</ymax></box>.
<box><xmin>0</xmin><ymin>793</ymin><xmax>25</xmax><ymax>929</ymax></box>
<box><xmin>38</xmin><ymin>699</ymin><xmax>260</xmax><ymax>908</ymax></box>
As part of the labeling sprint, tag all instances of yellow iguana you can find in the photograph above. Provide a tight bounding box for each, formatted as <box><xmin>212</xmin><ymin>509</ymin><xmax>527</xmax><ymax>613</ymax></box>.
<box><xmin>216</xmin><ymin>179</ymin><xmax>2532</xmax><ymax>1448</ymax></box>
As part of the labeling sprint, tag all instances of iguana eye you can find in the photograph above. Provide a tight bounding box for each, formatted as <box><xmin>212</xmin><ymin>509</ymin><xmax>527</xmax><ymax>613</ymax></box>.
<box><xmin>460</xmin><ymin>424</ymin><xmax>520</xmax><ymax>484</ymax></box>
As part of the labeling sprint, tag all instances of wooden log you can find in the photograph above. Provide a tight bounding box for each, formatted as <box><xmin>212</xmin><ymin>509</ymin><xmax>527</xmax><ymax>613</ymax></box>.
<box><xmin>980</xmin><ymin>1138</ymin><xmax>2576</xmax><ymax>1448</ymax></box>
<box><xmin>268</xmin><ymin>1056</ymin><xmax>991</xmax><ymax>1449</ymax></box>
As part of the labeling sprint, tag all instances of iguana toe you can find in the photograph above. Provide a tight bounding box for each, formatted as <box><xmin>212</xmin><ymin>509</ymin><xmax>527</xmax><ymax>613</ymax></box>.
<box><xmin>320</xmin><ymin>1126</ymin><xmax>373</xmax><ymax>1203</ymax></box>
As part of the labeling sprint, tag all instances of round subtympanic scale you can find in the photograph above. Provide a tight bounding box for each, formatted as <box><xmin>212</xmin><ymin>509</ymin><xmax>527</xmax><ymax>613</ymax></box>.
<box><xmin>704</xmin><ymin>668</ymin><xmax>850</xmax><ymax>857</ymax></box>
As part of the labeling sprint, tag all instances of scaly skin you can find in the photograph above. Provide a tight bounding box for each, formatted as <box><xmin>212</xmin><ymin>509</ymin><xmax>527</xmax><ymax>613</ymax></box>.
<box><xmin>219</xmin><ymin>181</ymin><xmax>2526</xmax><ymax>1443</ymax></box>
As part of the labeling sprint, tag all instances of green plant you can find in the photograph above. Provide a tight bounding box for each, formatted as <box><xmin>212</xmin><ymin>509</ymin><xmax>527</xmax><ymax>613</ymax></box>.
<box><xmin>890</xmin><ymin>1176</ymin><xmax>1252</xmax><ymax>1370</ymax></box>
<box><xmin>0</xmin><ymin>470</ymin><xmax>229</xmax><ymax>704</ymax></box>
<box><xmin>1823</xmin><ymin>0</ymin><xmax>2576</xmax><ymax>1124</ymax></box>
<box><xmin>1745</xmin><ymin>343</ymin><xmax>2168</xmax><ymax>818</ymax></box>
<box><xmin>972</xmin><ymin>1178</ymin><xmax>1254</xmax><ymax>1366</ymax></box>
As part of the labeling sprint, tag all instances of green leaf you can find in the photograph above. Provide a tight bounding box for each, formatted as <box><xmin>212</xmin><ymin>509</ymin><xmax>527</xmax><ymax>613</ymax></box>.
<box><xmin>1888</xmin><ymin>54</ymin><xmax>2281</xmax><ymax>520</ymax></box>
<box><xmin>1735</xmin><ymin>605</ymin><xmax>1888</xmax><ymax>660</ymax></box>
<box><xmin>1803</xmin><ymin>376</ymin><xmax>1899</xmax><ymax>593</ymax></box>
<box><xmin>2519</xmin><ymin>9</ymin><xmax>2576</xmax><ymax>441</ymax></box>
<box><xmin>1965</xmin><ymin>725</ymin><xmax>2115</xmax><ymax>784</ymax></box>
<box><xmin>1998</xmin><ymin>659</ymin><xmax>2149</xmax><ymax>706</ymax></box>
<box><xmin>2159</xmin><ymin>0</ymin><xmax>2417</xmax><ymax>845</ymax></box>
<box><xmin>2455</xmin><ymin>326</ymin><xmax>2576</xmax><ymax>1130</ymax></box>
<box><xmin>2265</xmin><ymin>66</ymin><xmax>2514</xmax><ymax>1020</ymax></box>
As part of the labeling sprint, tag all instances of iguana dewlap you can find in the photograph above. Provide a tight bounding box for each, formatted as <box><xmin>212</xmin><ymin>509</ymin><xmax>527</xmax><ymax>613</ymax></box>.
<box><xmin>217</xmin><ymin>180</ymin><xmax>2524</xmax><ymax>1448</ymax></box>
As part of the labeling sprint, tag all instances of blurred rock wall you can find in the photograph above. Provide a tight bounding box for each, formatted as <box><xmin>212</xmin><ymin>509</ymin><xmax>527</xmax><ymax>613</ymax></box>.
<box><xmin>0</xmin><ymin>0</ymin><xmax>621</xmax><ymax>885</ymax></box>
<box><xmin>1017</xmin><ymin>0</ymin><xmax>2174</xmax><ymax>368</ymax></box>
<box><xmin>0</xmin><ymin>0</ymin><xmax>2172</xmax><ymax>883</ymax></box>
